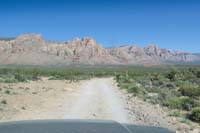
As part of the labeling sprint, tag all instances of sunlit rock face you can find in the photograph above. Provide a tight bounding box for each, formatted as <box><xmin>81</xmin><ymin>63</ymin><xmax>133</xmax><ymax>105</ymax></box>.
<box><xmin>0</xmin><ymin>34</ymin><xmax>199</xmax><ymax>66</ymax></box>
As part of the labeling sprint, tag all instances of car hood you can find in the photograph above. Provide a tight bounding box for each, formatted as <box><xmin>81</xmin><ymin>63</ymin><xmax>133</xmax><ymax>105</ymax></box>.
<box><xmin>0</xmin><ymin>119</ymin><xmax>175</xmax><ymax>133</ymax></box>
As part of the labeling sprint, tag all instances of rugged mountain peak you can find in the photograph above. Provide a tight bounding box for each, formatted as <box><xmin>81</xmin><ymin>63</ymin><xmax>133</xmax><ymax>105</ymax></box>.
<box><xmin>0</xmin><ymin>34</ymin><xmax>199</xmax><ymax>65</ymax></box>
<box><xmin>82</xmin><ymin>37</ymin><xmax>97</xmax><ymax>46</ymax></box>
<box><xmin>71</xmin><ymin>38</ymin><xmax>81</xmax><ymax>43</ymax></box>
<box><xmin>81</xmin><ymin>37</ymin><xmax>96</xmax><ymax>41</ymax></box>
<box><xmin>70</xmin><ymin>37</ymin><xmax>97</xmax><ymax>47</ymax></box>
<box><xmin>144</xmin><ymin>44</ymin><xmax>160</xmax><ymax>51</ymax></box>
<box><xmin>144</xmin><ymin>44</ymin><xmax>161</xmax><ymax>56</ymax></box>
<box><xmin>129</xmin><ymin>45</ymin><xmax>143</xmax><ymax>51</ymax></box>
<box><xmin>16</xmin><ymin>34</ymin><xmax>44</xmax><ymax>42</ymax></box>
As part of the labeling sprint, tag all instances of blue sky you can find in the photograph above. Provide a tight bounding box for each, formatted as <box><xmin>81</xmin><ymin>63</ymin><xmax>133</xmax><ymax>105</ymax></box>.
<box><xmin>0</xmin><ymin>0</ymin><xmax>200</xmax><ymax>53</ymax></box>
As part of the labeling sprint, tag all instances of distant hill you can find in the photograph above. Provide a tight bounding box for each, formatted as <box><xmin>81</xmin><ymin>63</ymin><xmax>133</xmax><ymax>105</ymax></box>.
<box><xmin>0</xmin><ymin>33</ymin><xmax>199</xmax><ymax>66</ymax></box>
<box><xmin>0</xmin><ymin>37</ymin><xmax>15</xmax><ymax>41</ymax></box>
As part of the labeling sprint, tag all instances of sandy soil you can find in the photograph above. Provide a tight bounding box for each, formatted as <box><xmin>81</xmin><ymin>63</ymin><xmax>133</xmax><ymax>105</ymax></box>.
<box><xmin>64</xmin><ymin>78</ymin><xmax>129</xmax><ymax>123</ymax></box>
<box><xmin>0</xmin><ymin>77</ymin><xmax>129</xmax><ymax>123</ymax></box>
<box><xmin>0</xmin><ymin>77</ymin><xmax>82</xmax><ymax>121</ymax></box>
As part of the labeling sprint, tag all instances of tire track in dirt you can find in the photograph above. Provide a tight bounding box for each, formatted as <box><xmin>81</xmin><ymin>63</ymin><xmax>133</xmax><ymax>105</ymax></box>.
<box><xmin>64</xmin><ymin>78</ymin><xmax>130</xmax><ymax>123</ymax></box>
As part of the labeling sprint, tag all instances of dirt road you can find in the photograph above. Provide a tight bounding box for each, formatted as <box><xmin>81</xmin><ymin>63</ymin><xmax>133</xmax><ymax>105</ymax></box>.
<box><xmin>64</xmin><ymin>78</ymin><xmax>130</xmax><ymax>123</ymax></box>
<box><xmin>0</xmin><ymin>78</ymin><xmax>129</xmax><ymax>123</ymax></box>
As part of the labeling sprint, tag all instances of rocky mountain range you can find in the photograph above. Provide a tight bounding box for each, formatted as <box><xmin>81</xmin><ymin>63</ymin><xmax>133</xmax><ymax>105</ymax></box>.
<box><xmin>0</xmin><ymin>34</ymin><xmax>199</xmax><ymax>66</ymax></box>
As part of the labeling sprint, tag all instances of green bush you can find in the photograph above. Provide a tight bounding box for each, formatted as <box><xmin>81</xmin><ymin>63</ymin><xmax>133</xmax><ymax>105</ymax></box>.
<box><xmin>180</xmin><ymin>118</ymin><xmax>192</xmax><ymax>125</ymax></box>
<box><xmin>127</xmin><ymin>84</ymin><xmax>146</xmax><ymax>95</ymax></box>
<box><xmin>181</xmin><ymin>97</ymin><xmax>196</xmax><ymax>111</ymax></box>
<box><xmin>31</xmin><ymin>74</ymin><xmax>39</xmax><ymax>81</ymax></box>
<box><xmin>150</xmin><ymin>73</ymin><xmax>160</xmax><ymax>81</ymax></box>
<box><xmin>117</xmin><ymin>82</ymin><xmax>130</xmax><ymax>89</ymax></box>
<box><xmin>164</xmin><ymin>97</ymin><xmax>195</xmax><ymax>110</ymax></box>
<box><xmin>166</xmin><ymin>69</ymin><xmax>177</xmax><ymax>81</ymax></box>
<box><xmin>148</xmin><ymin>95</ymin><xmax>161</xmax><ymax>104</ymax></box>
<box><xmin>127</xmin><ymin>84</ymin><xmax>139</xmax><ymax>93</ymax></box>
<box><xmin>179</xmin><ymin>84</ymin><xmax>200</xmax><ymax>97</ymax></box>
<box><xmin>4</xmin><ymin>90</ymin><xmax>10</xmax><ymax>94</ymax></box>
<box><xmin>3</xmin><ymin>78</ymin><xmax>17</xmax><ymax>83</ymax></box>
<box><xmin>1</xmin><ymin>99</ymin><xmax>7</xmax><ymax>104</ymax></box>
<box><xmin>14</xmin><ymin>73</ymin><xmax>26</xmax><ymax>82</ymax></box>
<box><xmin>168</xmin><ymin>110</ymin><xmax>181</xmax><ymax>117</ymax></box>
<box><xmin>165</xmin><ymin>83</ymin><xmax>176</xmax><ymax>89</ymax></box>
<box><xmin>196</xmin><ymin>71</ymin><xmax>200</xmax><ymax>78</ymax></box>
<box><xmin>164</xmin><ymin>97</ymin><xmax>183</xmax><ymax>109</ymax></box>
<box><xmin>190</xmin><ymin>107</ymin><xmax>200</xmax><ymax>122</ymax></box>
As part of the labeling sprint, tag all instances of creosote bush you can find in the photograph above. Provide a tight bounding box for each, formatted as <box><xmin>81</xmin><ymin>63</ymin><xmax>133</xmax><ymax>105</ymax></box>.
<box><xmin>164</xmin><ymin>97</ymin><xmax>195</xmax><ymax>111</ymax></box>
<box><xmin>1</xmin><ymin>99</ymin><xmax>7</xmax><ymax>104</ymax></box>
<box><xmin>179</xmin><ymin>84</ymin><xmax>200</xmax><ymax>97</ymax></box>
<box><xmin>190</xmin><ymin>107</ymin><xmax>200</xmax><ymax>122</ymax></box>
<box><xmin>127</xmin><ymin>84</ymin><xmax>146</xmax><ymax>95</ymax></box>
<box><xmin>14</xmin><ymin>73</ymin><xmax>26</xmax><ymax>82</ymax></box>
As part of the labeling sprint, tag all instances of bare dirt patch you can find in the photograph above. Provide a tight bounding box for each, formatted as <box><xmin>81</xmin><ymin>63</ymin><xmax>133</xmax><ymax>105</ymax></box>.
<box><xmin>0</xmin><ymin>77</ymin><xmax>83</xmax><ymax>121</ymax></box>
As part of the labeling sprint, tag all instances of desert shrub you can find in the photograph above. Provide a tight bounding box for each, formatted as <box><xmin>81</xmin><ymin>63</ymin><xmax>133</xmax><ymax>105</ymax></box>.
<box><xmin>180</xmin><ymin>97</ymin><xmax>196</xmax><ymax>111</ymax></box>
<box><xmin>152</xmin><ymin>80</ymin><xmax>162</xmax><ymax>86</ymax></box>
<box><xmin>139</xmin><ymin>79</ymin><xmax>151</xmax><ymax>87</ymax></box>
<box><xmin>0</xmin><ymin>68</ymin><xmax>10</xmax><ymax>75</ymax></box>
<box><xmin>196</xmin><ymin>71</ymin><xmax>200</xmax><ymax>78</ymax></box>
<box><xmin>115</xmin><ymin>74</ymin><xmax>121</xmax><ymax>81</ymax></box>
<box><xmin>1</xmin><ymin>99</ymin><xmax>7</xmax><ymax>104</ymax></box>
<box><xmin>164</xmin><ymin>97</ymin><xmax>183</xmax><ymax>109</ymax></box>
<box><xmin>127</xmin><ymin>84</ymin><xmax>139</xmax><ymax>93</ymax></box>
<box><xmin>190</xmin><ymin>107</ymin><xmax>200</xmax><ymax>122</ymax></box>
<box><xmin>150</xmin><ymin>73</ymin><xmax>160</xmax><ymax>81</ymax></box>
<box><xmin>168</xmin><ymin>110</ymin><xmax>181</xmax><ymax>117</ymax></box>
<box><xmin>3</xmin><ymin>78</ymin><xmax>17</xmax><ymax>83</ymax></box>
<box><xmin>157</xmin><ymin>89</ymin><xmax>180</xmax><ymax>104</ymax></box>
<box><xmin>48</xmin><ymin>76</ymin><xmax>63</xmax><ymax>80</ymax></box>
<box><xmin>127</xmin><ymin>84</ymin><xmax>146</xmax><ymax>95</ymax></box>
<box><xmin>117</xmin><ymin>82</ymin><xmax>130</xmax><ymax>89</ymax></box>
<box><xmin>4</xmin><ymin>90</ymin><xmax>10</xmax><ymax>94</ymax></box>
<box><xmin>30</xmin><ymin>74</ymin><xmax>39</xmax><ymax>81</ymax></box>
<box><xmin>158</xmin><ymin>80</ymin><xmax>164</xmax><ymax>86</ymax></box>
<box><xmin>120</xmin><ymin>75</ymin><xmax>130</xmax><ymax>83</ymax></box>
<box><xmin>14</xmin><ymin>73</ymin><xmax>26</xmax><ymax>82</ymax></box>
<box><xmin>148</xmin><ymin>95</ymin><xmax>161</xmax><ymax>104</ymax></box>
<box><xmin>166</xmin><ymin>69</ymin><xmax>177</xmax><ymax>81</ymax></box>
<box><xmin>146</xmin><ymin>87</ymin><xmax>157</xmax><ymax>93</ymax></box>
<box><xmin>165</xmin><ymin>83</ymin><xmax>176</xmax><ymax>89</ymax></box>
<box><xmin>180</xmin><ymin>118</ymin><xmax>192</xmax><ymax>125</ymax></box>
<box><xmin>164</xmin><ymin>97</ymin><xmax>195</xmax><ymax>110</ymax></box>
<box><xmin>179</xmin><ymin>84</ymin><xmax>200</xmax><ymax>97</ymax></box>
